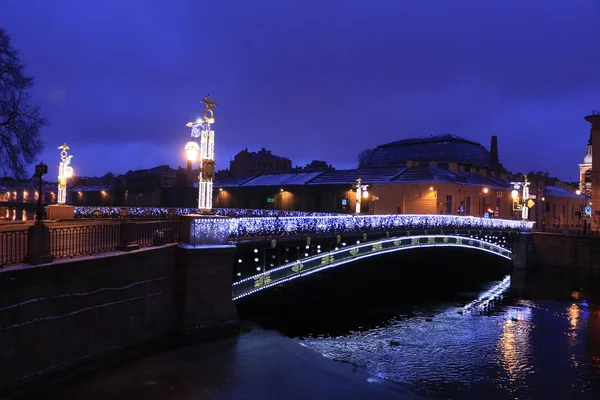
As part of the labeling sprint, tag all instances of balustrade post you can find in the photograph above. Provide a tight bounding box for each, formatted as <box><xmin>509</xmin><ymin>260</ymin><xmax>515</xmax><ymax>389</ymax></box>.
<box><xmin>118</xmin><ymin>220</ymin><xmax>139</xmax><ymax>251</ymax></box>
<box><xmin>26</xmin><ymin>221</ymin><xmax>53</xmax><ymax>265</ymax></box>
<box><xmin>176</xmin><ymin>213</ymin><xmax>238</xmax><ymax>341</ymax></box>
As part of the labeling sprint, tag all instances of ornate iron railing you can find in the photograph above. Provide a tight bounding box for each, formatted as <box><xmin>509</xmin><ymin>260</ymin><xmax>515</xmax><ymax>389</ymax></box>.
<box><xmin>0</xmin><ymin>229</ymin><xmax>28</xmax><ymax>266</ymax></box>
<box><xmin>136</xmin><ymin>220</ymin><xmax>179</xmax><ymax>247</ymax></box>
<box><xmin>49</xmin><ymin>224</ymin><xmax>121</xmax><ymax>259</ymax></box>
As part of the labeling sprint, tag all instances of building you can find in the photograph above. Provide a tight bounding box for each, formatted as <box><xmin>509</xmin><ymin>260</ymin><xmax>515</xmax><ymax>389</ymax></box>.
<box><xmin>358</xmin><ymin>134</ymin><xmax>507</xmax><ymax>176</ymax></box>
<box><xmin>578</xmin><ymin>130</ymin><xmax>592</xmax><ymax>193</ymax></box>
<box><xmin>230</xmin><ymin>148</ymin><xmax>292</xmax><ymax>177</ymax></box>
<box><xmin>211</xmin><ymin>134</ymin><xmax>585</xmax><ymax>229</ymax></box>
<box><xmin>116</xmin><ymin>165</ymin><xmax>178</xmax><ymax>206</ymax></box>
<box><xmin>213</xmin><ymin>165</ymin><xmax>515</xmax><ymax>217</ymax></box>
<box><xmin>295</xmin><ymin>160</ymin><xmax>334</xmax><ymax>172</ymax></box>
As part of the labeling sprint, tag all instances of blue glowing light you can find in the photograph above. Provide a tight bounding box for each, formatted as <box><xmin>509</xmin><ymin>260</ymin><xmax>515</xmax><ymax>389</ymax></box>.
<box><xmin>232</xmin><ymin>234</ymin><xmax>512</xmax><ymax>300</ymax></box>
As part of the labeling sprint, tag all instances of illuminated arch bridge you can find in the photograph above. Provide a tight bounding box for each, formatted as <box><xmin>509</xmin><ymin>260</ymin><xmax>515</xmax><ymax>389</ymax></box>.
<box><xmin>232</xmin><ymin>234</ymin><xmax>512</xmax><ymax>301</ymax></box>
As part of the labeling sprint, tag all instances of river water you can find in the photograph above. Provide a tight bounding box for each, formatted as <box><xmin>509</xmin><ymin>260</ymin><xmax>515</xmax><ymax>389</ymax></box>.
<box><xmin>238</xmin><ymin>248</ymin><xmax>600</xmax><ymax>400</ymax></box>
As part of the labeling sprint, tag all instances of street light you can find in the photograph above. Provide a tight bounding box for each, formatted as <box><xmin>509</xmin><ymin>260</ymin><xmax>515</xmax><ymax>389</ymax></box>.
<box><xmin>353</xmin><ymin>178</ymin><xmax>369</xmax><ymax>214</ymax></box>
<box><xmin>185</xmin><ymin>94</ymin><xmax>218</xmax><ymax>212</ymax></box>
<box><xmin>576</xmin><ymin>189</ymin><xmax>590</xmax><ymax>235</ymax></box>
<box><xmin>57</xmin><ymin>143</ymin><xmax>74</xmax><ymax>205</ymax></box>
<box><xmin>34</xmin><ymin>162</ymin><xmax>48</xmax><ymax>223</ymax></box>
<box><xmin>479</xmin><ymin>186</ymin><xmax>489</xmax><ymax>216</ymax></box>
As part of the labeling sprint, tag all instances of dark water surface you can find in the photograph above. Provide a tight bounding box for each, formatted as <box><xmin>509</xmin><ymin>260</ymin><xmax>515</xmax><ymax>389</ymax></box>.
<box><xmin>238</xmin><ymin>248</ymin><xmax>600</xmax><ymax>400</ymax></box>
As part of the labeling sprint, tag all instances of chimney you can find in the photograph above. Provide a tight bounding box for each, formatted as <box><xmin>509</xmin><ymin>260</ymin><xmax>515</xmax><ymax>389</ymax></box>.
<box><xmin>489</xmin><ymin>135</ymin><xmax>499</xmax><ymax>168</ymax></box>
<box><xmin>429</xmin><ymin>161</ymin><xmax>438</xmax><ymax>167</ymax></box>
<box><xmin>448</xmin><ymin>161</ymin><xmax>458</xmax><ymax>173</ymax></box>
<box><xmin>406</xmin><ymin>160</ymin><xmax>414</xmax><ymax>169</ymax></box>
<box><xmin>479</xmin><ymin>167</ymin><xmax>487</xmax><ymax>176</ymax></box>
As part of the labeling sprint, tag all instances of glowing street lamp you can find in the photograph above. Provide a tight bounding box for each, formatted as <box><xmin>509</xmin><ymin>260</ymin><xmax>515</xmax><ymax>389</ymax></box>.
<box><xmin>57</xmin><ymin>143</ymin><xmax>74</xmax><ymax>205</ymax></box>
<box><xmin>185</xmin><ymin>94</ymin><xmax>218</xmax><ymax>212</ymax></box>
<box><xmin>353</xmin><ymin>178</ymin><xmax>370</xmax><ymax>214</ymax></box>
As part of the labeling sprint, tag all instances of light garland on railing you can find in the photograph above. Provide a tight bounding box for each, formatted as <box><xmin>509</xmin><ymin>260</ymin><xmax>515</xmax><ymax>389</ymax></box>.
<box><xmin>73</xmin><ymin>208</ymin><xmax>534</xmax><ymax>242</ymax></box>
<box><xmin>223</xmin><ymin>214</ymin><xmax>534</xmax><ymax>240</ymax></box>
<box><xmin>74</xmin><ymin>206</ymin><xmax>340</xmax><ymax>219</ymax></box>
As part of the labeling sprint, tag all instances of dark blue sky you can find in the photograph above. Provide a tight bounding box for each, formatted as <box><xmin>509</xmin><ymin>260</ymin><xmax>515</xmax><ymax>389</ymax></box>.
<box><xmin>2</xmin><ymin>0</ymin><xmax>599</xmax><ymax>180</ymax></box>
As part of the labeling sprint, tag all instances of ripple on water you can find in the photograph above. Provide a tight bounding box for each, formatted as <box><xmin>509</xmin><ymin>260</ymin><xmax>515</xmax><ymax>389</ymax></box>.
<box><xmin>297</xmin><ymin>282</ymin><xmax>600</xmax><ymax>398</ymax></box>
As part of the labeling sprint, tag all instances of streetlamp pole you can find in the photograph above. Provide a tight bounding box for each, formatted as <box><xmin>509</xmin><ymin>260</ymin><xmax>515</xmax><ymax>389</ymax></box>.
<box><xmin>584</xmin><ymin>191</ymin><xmax>589</xmax><ymax>235</ymax></box>
<box><xmin>35</xmin><ymin>162</ymin><xmax>48</xmax><ymax>224</ymax></box>
<box><xmin>185</xmin><ymin>94</ymin><xmax>218</xmax><ymax>213</ymax></box>
<box><xmin>352</xmin><ymin>178</ymin><xmax>369</xmax><ymax>214</ymax></box>
<box><xmin>576</xmin><ymin>189</ymin><xmax>590</xmax><ymax>235</ymax></box>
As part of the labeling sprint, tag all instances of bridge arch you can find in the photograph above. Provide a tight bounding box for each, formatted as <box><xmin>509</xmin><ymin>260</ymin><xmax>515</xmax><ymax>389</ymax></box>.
<box><xmin>232</xmin><ymin>234</ymin><xmax>511</xmax><ymax>300</ymax></box>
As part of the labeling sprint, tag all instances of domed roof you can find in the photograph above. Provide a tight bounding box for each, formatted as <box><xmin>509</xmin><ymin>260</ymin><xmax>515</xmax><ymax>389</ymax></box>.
<box><xmin>583</xmin><ymin>152</ymin><xmax>592</xmax><ymax>164</ymax></box>
<box><xmin>360</xmin><ymin>134</ymin><xmax>491</xmax><ymax>168</ymax></box>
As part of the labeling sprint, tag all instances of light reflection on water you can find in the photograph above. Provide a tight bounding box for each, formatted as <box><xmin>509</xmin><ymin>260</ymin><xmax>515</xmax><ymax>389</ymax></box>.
<box><xmin>297</xmin><ymin>277</ymin><xmax>600</xmax><ymax>399</ymax></box>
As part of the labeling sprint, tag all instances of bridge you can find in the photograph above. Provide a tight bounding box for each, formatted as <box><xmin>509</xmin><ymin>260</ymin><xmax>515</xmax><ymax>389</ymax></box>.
<box><xmin>0</xmin><ymin>207</ymin><xmax>537</xmax><ymax>395</ymax></box>
<box><xmin>175</xmin><ymin>212</ymin><xmax>533</xmax><ymax>299</ymax></box>
<box><xmin>1</xmin><ymin>207</ymin><xmax>534</xmax><ymax>299</ymax></box>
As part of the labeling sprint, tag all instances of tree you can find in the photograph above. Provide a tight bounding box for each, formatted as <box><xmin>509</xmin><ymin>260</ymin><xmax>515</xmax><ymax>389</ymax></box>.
<box><xmin>0</xmin><ymin>28</ymin><xmax>48</xmax><ymax>178</ymax></box>
<box><xmin>357</xmin><ymin>148</ymin><xmax>373</xmax><ymax>167</ymax></box>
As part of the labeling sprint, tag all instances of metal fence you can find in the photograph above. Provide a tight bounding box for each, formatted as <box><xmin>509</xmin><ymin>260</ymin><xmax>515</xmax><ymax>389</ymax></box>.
<box><xmin>0</xmin><ymin>229</ymin><xmax>28</xmax><ymax>266</ymax></box>
<box><xmin>49</xmin><ymin>224</ymin><xmax>121</xmax><ymax>259</ymax></box>
<box><xmin>136</xmin><ymin>220</ymin><xmax>179</xmax><ymax>247</ymax></box>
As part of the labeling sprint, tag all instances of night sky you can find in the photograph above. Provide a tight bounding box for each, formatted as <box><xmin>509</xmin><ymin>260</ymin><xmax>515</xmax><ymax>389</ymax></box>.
<box><xmin>2</xmin><ymin>0</ymin><xmax>599</xmax><ymax>180</ymax></box>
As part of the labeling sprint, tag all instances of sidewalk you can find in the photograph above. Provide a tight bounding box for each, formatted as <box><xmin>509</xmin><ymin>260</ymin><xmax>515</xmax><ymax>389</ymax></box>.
<box><xmin>22</xmin><ymin>328</ymin><xmax>428</xmax><ymax>400</ymax></box>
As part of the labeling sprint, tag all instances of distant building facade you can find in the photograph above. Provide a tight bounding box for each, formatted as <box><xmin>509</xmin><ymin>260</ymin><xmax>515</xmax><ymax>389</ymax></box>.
<box><xmin>358</xmin><ymin>134</ymin><xmax>507</xmax><ymax>176</ymax></box>
<box><xmin>230</xmin><ymin>148</ymin><xmax>292</xmax><ymax>177</ymax></box>
<box><xmin>578</xmin><ymin>130</ymin><xmax>593</xmax><ymax>193</ymax></box>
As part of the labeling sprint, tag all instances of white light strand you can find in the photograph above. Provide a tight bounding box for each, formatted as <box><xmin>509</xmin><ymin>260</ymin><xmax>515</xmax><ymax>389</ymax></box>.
<box><xmin>232</xmin><ymin>234</ymin><xmax>512</xmax><ymax>300</ymax></box>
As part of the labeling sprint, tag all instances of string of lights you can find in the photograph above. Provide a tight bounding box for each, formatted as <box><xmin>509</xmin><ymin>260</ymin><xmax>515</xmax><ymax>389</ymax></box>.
<box><xmin>232</xmin><ymin>234</ymin><xmax>512</xmax><ymax>300</ymax></box>
<box><xmin>73</xmin><ymin>206</ymin><xmax>340</xmax><ymax>219</ymax></box>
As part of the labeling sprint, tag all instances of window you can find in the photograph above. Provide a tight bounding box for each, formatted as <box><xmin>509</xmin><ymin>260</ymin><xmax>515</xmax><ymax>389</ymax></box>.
<box><xmin>562</xmin><ymin>205</ymin><xmax>566</xmax><ymax>218</ymax></box>
<box><xmin>552</xmin><ymin>203</ymin><xmax>556</xmax><ymax>218</ymax></box>
<box><xmin>445</xmin><ymin>195</ymin><xmax>453</xmax><ymax>214</ymax></box>
<box><xmin>496</xmin><ymin>198</ymin><xmax>501</xmax><ymax>217</ymax></box>
<box><xmin>466</xmin><ymin>196</ymin><xmax>472</xmax><ymax>215</ymax></box>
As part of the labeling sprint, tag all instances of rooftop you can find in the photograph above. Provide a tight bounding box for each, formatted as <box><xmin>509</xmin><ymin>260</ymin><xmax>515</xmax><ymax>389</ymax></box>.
<box><xmin>360</xmin><ymin>134</ymin><xmax>492</xmax><ymax>169</ymax></box>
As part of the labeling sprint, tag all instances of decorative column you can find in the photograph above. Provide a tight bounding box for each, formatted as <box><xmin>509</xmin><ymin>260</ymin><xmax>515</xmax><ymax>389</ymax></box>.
<box><xmin>57</xmin><ymin>143</ymin><xmax>74</xmax><ymax>205</ymax></box>
<box><xmin>47</xmin><ymin>143</ymin><xmax>76</xmax><ymax>220</ymax></box>
<box><xmin>521</xmin><ymin>175</ymin><xmax>530</xmax><ymax>220</ymax></box>
<box><xmin>185</xmin><ymin>94</ymin><xmax>218</xmax><ymax>212</ymax></box>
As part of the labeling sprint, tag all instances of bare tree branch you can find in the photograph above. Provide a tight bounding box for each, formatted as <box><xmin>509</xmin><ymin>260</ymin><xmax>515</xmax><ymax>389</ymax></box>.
<box><xmin>357</xmin><ymin>148</ymin><xmax>373</xmax><ymax>167</ymax></box>
<box><xmin>0</xmin><ymin>28</ymin><xmax>48</xmax><ymax>178</ymax></box>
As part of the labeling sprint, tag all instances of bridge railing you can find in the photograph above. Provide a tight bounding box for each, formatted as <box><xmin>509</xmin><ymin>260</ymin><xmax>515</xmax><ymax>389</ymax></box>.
<box><xmin>0</xmin><ymin>228</ymin><xmax>28</xmax><ymax>266</ymax></box>
<box><xmin>0</xmin><ymin>219</ymin><xmax>180</xmax><ymax>266</ymax></box>
<box><xmin>136</xmin><ymin>220</ymin><xmax>179</xmax><ymax>247</ymax></box>
<box><xmin>49</xmin><ymin>224</ymin><xmax>121</xmax><ymax>259</ymax></box>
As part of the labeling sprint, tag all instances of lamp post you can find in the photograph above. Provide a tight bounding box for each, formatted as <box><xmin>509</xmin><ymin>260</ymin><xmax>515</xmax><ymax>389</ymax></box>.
<box><xmin>353</xmin><ymin>178</ymin><xmax>369</xmax><ymax>214</ymax></box>
<box><xmin>185</xmin><ymin>94</ymin><xmax>218</xmax><ymax>213</ymax></box>
<box><xmin>576</xmin><ymin>189</ymin><xmax>590</xmax><ymax>235</ymax></box>
<box><xmin>57</xmin><ymin>143</ymin><xmax>74</xmax><ymax>205</ymax></box>
<box><xmin>34</xmin><ymin>162</ymin><xmax>48</xmax><ymax>223</ymax></box>
<box><xmin>479</xmin><ymin>185</ymin><xmax>489</xmax><ymax>216</ymax></box>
